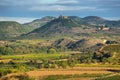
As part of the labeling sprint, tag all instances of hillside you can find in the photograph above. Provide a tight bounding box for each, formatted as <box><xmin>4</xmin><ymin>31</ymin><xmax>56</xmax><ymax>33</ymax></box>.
<box><xmin>0</xmin><ymin>15</ymin><xmax>119</xmax><ymax>40</ymax></box>
<box><xmin>82</xmin><ymin>16</ymin><xmax>120</xmax><ymax>27</ymax></box>
<box><xmin>24</xmin><ymin>16</ymin><xmax>120</xmax><ymax>29</ymax></box>
<box><xmin>22</xmin><ymin>15</ymin><xmax>93</xmax><ymax>38</ymax></box>
<box><xmin>20</xmin><ymin>15</ymin><xmax>120</xmax><ymax>39</ymax></box>
<box><xmin>24</xmin><ymin>16</ymin><xmax>56</xmax><ymax>29</ymax></box>
<box><xmin>52</xmin><ymin>38</ymin><xmax>105</xmax><ymax>51</ymax></box>
<box><xmin>82</xmin><ymin>16</ymin><xmax>106</xmax><ymax>25</ymax></box>
<box><xmin>0</xmin><ymin>21</ymin><xmax>34</xmax><ymax>39</ymax></box>
<box><xmin>101</xmin><ymin>44</ymin><xmax>120</xmax><ymax>54</ymax></box>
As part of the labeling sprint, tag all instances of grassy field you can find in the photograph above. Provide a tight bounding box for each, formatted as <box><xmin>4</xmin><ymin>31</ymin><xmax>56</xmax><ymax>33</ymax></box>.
<box><xmin>17</xmin><ymin>39</ymin><xmax>50</xmax><ymax>44</ymax></box>
<box><xmin>1</xmin><ymin>67</ymin><xmax>119</xmax><ymax>80</ymax></box>
<box><xmin>95</xmin><ymin>75</ymin><xmax>120</xmax><ymax>80</ymax></box>
<box><xmin>0</xmin><ymin>53</ymin><xmax>68</xmax><ymax>60</ymax></box>
<box><xmin>76</xmin><ymin>64</ymin><xmax>120</xmax><ymax>68</ymax></box>
<box><xmin>39</xmin><ymin>74</ymin><xmax>111</xmax><ymax>80</ymax></box>
<box><xmin>0</xmin><ymin>52</ymin><xmax>120</xmax><ymax>80</ymax></box>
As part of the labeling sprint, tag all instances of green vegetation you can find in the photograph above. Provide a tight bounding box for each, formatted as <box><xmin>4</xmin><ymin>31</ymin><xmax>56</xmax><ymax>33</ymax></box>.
<box><xmin>0</xmin><ymin>16</ymin><xmax>120</xmax><ymax>80</ymax></box>
<box><xmin>40</xmin><ymin>74</ymin><xmax>109</xmax><ymax>80</ymax></box>
<box><xmin>1</xmin><ymin>53</ymin><xmax>67</xmax><ymax>60</ymax></box>
<box><xmin>76</xmin><ymin>64</ymin><xmax>120</xmax><ymax>67</ymax></box>
<box><xmin>95</xmin><ymin>75</ymin><xmax>120</xmax><ymax>80</ymax></box>
<box><xmin>0</xmin><ymin>42</ymin><xmax>49</xmax><ymax>55</ymax></box>
<box><xmin>0</xmin><ymin>53</ymin><xmax>69</xmax><ymax>77</ymax></box>
<box><xmin>0</xmin><ymin>42</ymin><xmax>120</xmax><ymax>80</ymax></box>
<box><xmin>0</xmin><ymin>16</ymin><xmax>120</xmax><ymax>40</ymax></box>
<box><xmin>1</xmin><ymin>73</ymin><xmax>34</xmax><ymax>80</ymax></box>
<box><xmin>23</xmin><ymin>16</ymin><xmax>87</xmax><ymax>38</ymax></box>
<box><xmin>0</xmin><ymin>69</ymin><xmax>12</xmax><ymax>77</ymax></box>
<box><xmin>0</xmin><ymin>21</ymin><xmax>34</xmax><ymax>39</ymax></box>
<box><xmin>83</xmin><ymin>16</ymin><xmax>120</xmax><ymax>27</ymax></box>
<box><xmin>93</xmin><ymin>51</ymin><xmax>112</xmax><ymax>62</ymax></box>
<box><xmin>102</xmin><ymin>44</ymin><xmax>120</xmax><ymax>53</ymax></box>
<box><xmin>24</xmin><ymin>16</ymin><xmax>55</xmax><ymax>29</ymax></box>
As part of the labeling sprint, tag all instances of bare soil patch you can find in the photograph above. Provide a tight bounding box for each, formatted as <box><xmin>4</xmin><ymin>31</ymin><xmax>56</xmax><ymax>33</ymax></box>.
<box><xmin>27</xmin><ymin>67</ymin><xmax>115</xmax><ymax>77</ymax></box>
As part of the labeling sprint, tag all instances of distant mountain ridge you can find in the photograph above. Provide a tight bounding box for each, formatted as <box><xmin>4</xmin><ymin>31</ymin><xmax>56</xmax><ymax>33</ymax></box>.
<box><xmin>24</xmin><ymin>16</ymin><xmax>120</xmax><ymax>28</ymax></box>
<box><xmin>82</xmin><ymin>16</ymin><xmax>120</xmax><ymax>27</ymax></box>
<box><xmin>23</xmin><ymin>15</ymin><xmax>89</xmax><ymax>38</ymax></box>
<box><xmin>0</xmin><ymin>15</ymin><xmax>120</xmax><ymax>40</ymax></box>
<box><xmin>22</xmin><ymin>15</ymin><xmax>120</xmax><ymax>39</ymax></box>
<box><xmin>82</xmin><ymin>16</ymin><xmax>106</xmax><ymax>25</ymax></box>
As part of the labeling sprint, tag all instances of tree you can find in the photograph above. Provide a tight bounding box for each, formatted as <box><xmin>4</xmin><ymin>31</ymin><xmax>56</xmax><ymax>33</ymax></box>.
<box><xmin>0</xmin><ymin>46</ymin><xmax>14</xmax><ymax>55</ymax></box>
<box><xmin>5</xmin><ymin>47</ymin><xmax>14</xmax><ymax>55</ymax></box>
<box><xmin>59</xmin><ymin>61</ymin><xmax>68</xmax><ymax>68</ymax></box>
<box><xmin>47</xmin><ymin>48</ymin><xmax>57</xmax><ymax>54</ymax></box>
<box><xmin>16</xmin><ymin>64</ymin><xmax>28</xmax><ymax>72</ymax></box>
<box><xmin>93</xmin><ymin>51</ymin><xmax>104</xmax><ymax>62</ymax></box>
<box><xmin>43</xmin><ymin>62</ymin><xmax>50</xmax><ymax>68</ymax></box>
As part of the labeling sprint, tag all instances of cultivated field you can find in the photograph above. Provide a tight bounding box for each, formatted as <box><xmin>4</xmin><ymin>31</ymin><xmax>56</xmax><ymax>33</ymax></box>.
<box><xmin>0</xmin><ymin>53</ymin><xmax>120</xmax><ymax>80</ymax></box>
<box><xmin>1</xmin><ymin>67</ymin><xmax>120</xmax><ymax>80</ymax></box>
<box><xmin>27</xmin><ymin>67</ymin><xmax>120</xmax><ymax>76</ymax></box>
<box><xmin>0</xmin><ymin>65</ymin><xmax>120</xmax><ymax>80</ymax></box>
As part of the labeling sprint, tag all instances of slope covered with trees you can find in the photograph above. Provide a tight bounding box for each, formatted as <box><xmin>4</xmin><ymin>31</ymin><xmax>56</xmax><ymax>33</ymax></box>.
<box><xmin>0</xmin><ymin>21</ymin><xmax>34</xmax><ymax>39</ymax></box>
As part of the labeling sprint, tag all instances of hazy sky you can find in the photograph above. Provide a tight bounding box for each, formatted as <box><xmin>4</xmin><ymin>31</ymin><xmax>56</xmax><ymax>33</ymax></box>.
<box><xmin>0</xmin><ymin>0</ymin><xmax>120</xmax><ymax>23</ymax></box>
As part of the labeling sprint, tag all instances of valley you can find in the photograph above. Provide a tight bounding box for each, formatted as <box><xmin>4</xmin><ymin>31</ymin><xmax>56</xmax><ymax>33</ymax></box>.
<box><xmin>0</xmin><ymin>15</ymin><xmax>120</xmax><ymax>80</ymax></box>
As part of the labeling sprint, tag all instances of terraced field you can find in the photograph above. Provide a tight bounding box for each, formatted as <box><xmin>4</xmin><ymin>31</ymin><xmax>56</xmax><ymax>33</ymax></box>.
<box><xmin>1</xmin><ymin>67</ymin><xmax>120</xmax><ymax>80</ymax></box>
<box><xmin>26</xmin><ymin>67</ymin><xmax>120</xmax><ymax>80</ymax></box>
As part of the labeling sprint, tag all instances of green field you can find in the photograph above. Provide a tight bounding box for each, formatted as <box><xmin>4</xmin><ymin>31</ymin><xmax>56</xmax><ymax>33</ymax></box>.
<box><xmin>1</xmin><ymin>53</ymin><xmax>68</xmax><ymax>60</ymax></box>
<box><xmin>95</xmin><ymin>75</ymin><xmax>120</xmax><ymax>80</ymax></box>
<box><xmin>0</xmin><ymin>40</ymin><xmax>120</xmax><ymax>80</ymax></box>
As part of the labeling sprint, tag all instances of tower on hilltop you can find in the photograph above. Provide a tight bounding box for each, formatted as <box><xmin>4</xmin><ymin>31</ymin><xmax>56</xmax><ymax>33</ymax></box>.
<box><xmin>59</xmin><ymin>15</ymin><xmax>68</xmax><ymax>19</ymax></box>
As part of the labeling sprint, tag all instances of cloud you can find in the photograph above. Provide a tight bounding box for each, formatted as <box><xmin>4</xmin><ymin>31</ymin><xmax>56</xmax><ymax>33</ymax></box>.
<box><xmin>40</xmin><ymin>0</ymin><xmax>58</xmax><ymax>4</ymax></box>
<box><xmin>56</xmin><ymin>0</ymin><xmax>79</xmax><ymax>4</ymax></box>
<box><xmin>0</xmin><ymin>0</ymin><xmax>56</xmax><ymax>6</ymax></box>
<box><xmin>0</xmin><ymin>0</ymin><xmax>117</xmax><ymax>11</ymax></box>
<box><xmin>29</xmin><ymin>5</ymin><xmax>105</xmax><ymax>11</ymax></box>
<box><xmin>0</xmin><ymin>17</ymin><xmax>37</xmax><ymax>23</ymax></box>
<box><xmin>0</xmin><ymin>0</ymin><xmax>78</xmax><ymax>6</ymax></box>
<box><xmin>0</xmin><ymin>0</ymin><xmax>119</xmax><ymax>18</ymax></box>
<box><xmin>103</xmin><ymin>17</ymin><xmax>120</xmax><ymax>21</ymax></box>
<box><xmin>41</xmin><ymin>0</ymin><xmax>79</xmax><ymax>4</ymax></box>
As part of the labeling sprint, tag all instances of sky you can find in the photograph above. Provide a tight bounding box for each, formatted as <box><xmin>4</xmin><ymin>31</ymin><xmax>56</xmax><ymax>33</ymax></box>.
<box><xmin>0</xmin><ymin>0</ymin><xmax>120</xmax><ymax>23</ymax></box>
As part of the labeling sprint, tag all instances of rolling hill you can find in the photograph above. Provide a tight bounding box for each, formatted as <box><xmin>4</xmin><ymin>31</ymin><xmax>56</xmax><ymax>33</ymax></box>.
<box><xmin>20</xmin><ymin>15</ymin><xmax>120</xmax><ymax>39</ymax></box>
<box><xmin>82</xmin><ymin>16</ymin><xmax>106</xmax><ymax>25</ymax></box>
<box><xmin>24</xmin><ymin>16</ymin><xmax>56</xmax><ymax>29</ymax></box>
<box><xmin>22</xmin><ymin>15</ymin><xmax>93</xmax><ymax>38</ymax></box>
<box><xmin>82</xmin><ymin>16</ymin><xmax>120</xmax><ymax>27</ymax></box>
<box><xmin>0</xmin><ymin>21</ymin><xmax>34</xmax><ymax>39</ymax></box>
<box><xmin>0</xmin><ymin>15</ymin><xmax>120</xmax><ymax>40</ymax></box>
<box><xmin>52</xmin><ymin>38</ymin><xmax>105</xmax><ymax>51</ymax></box>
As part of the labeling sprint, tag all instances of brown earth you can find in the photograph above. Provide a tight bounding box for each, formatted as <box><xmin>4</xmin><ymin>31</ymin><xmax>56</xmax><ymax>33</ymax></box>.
<box><xmin>0</xmin><ymin>59</ymin><xmax>12</xmax><ymax>63</ymax></box>
<box><xmin>1</xmin><ymin>67</ymin><xmax>120</xmax><ymax>80</ymax></box>
<box><xmin>27</xmin><ymin>70</ymin><xmax>110</xmax><ymax>77</ymax></box>
<box><xmin>27</xmin><ymin>67</ymin><xmax>117</xmax><ymax>77</ymax></box>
